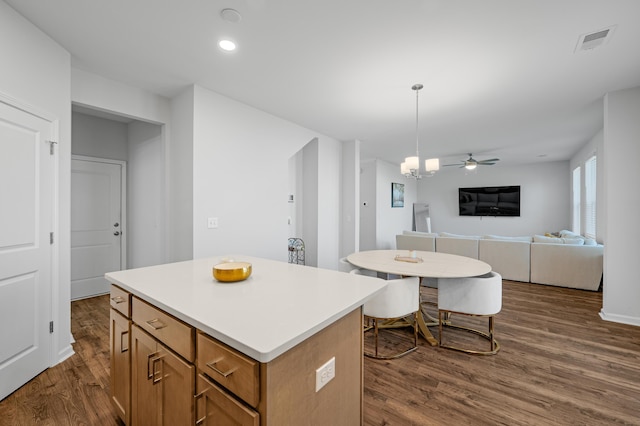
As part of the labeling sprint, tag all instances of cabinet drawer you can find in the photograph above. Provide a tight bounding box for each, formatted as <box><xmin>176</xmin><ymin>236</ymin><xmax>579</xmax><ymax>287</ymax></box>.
<box><xmin>196</xmin><ymin>373</ymin><xmax>259</xmax><ymax>426</ymax></box>
<box><xmin>197</xmin><ymin>332</ymin><xmax>259</xmax><ymax>408</ymax></box>
<box><xmin>132</xmin><ymin>297</ymin><xmax>195</xmax><ymax>362</ymax></box>
<box><xmin>110</xmin><ymin>285</ymin><xmax>131</xmax><ymax>318</ymax></box>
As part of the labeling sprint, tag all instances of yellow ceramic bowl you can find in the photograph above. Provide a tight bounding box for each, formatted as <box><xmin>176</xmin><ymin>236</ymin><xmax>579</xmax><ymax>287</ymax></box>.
<box><xmin>212</xmin><ymin>261</ymin><xmax>252</xmax><ymax>282</ymax></box>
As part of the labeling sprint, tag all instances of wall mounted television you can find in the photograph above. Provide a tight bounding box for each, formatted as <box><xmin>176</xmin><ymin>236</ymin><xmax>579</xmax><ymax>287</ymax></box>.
<box><xmin>458</xmin><ymin>186</ymin><xmax>520</xmax><ymax>217</ymax></box>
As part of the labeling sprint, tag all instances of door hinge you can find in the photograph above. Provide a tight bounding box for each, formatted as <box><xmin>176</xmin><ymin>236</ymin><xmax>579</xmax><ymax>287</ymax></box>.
<box><xmin>50</xmin><ymin>232</ymin><xmax>54</xmax><ymax>244</ymax></box>
<box><xmin>49</xmin><ymin>321</ymin><xmax>54</xmax><ymax>333</ymax></box>
<box><xmin>48</xmin><ymin>140</ymin><xmax>58</xmax><ymax>155</ymax></box>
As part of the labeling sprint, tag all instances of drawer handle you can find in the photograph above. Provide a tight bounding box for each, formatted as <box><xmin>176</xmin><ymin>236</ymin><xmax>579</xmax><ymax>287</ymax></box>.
<box><xmin>120</xmin><ymin>330</ymin><xmax>129</xmax><ymax>353</ymax></box>
<box><xmin>111</xmin><ymin>296</ymin><xmax>125</xmax><ymax>304</ymax></box>
<box><xmin>147</xmin><ymin>351</ymin><xmax>161</xmax><ymax>380</ymax></box>
<box><xmin>206</xmin><ymin>358</ymin><xmax>237</xmax><ymax>378</ymax></box>
<box><xmin>152</xmin><ymin>356</ymin><xmax>163</xmax><ymax>384</ymax></box>
<box><xmin>145</xmin><ymin>318</ymin><xmax>167</xmax><ymax>330</ymax></box>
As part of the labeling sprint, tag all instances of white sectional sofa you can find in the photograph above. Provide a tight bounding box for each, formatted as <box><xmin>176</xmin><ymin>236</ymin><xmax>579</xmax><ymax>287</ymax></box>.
<box><xmin>396</xmin><ymin>230</ymin><xmax>603</xmax><ymax>291</ymax></box>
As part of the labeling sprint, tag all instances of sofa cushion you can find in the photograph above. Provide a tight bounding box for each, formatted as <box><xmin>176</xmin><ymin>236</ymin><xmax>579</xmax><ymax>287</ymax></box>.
<box><xmin>439</xmin><ymin>232</ymin><xmax>481</xmax><ymax>240</ymax></box>
<box><xmin>533</xmin><ymin>235</ymin><xmax>585</xmax><ymax>245</ymax></box>
<box><xmin>562</xmin><ymin>238</ymin><xmax>585</xmax><ymax>245</ymax></box>
<box><xmin>402</xmin><ymin>230</ymin><xmax>438</xmax><ymax>237</ymax></box>
<box><xmin>482</xmin><ymin>235</ymin><xmax>532</xmax><ymax>242</ymax></box>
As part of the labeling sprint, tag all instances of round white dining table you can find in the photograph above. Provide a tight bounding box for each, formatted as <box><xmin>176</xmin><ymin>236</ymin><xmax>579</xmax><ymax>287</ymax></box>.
<box><xmin>347</xmin><ymin>249</ymin><xmax>492</xmax><ymax>346</ymax></box>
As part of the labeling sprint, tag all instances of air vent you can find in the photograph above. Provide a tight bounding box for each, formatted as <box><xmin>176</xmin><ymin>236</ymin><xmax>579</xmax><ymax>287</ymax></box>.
<box><xmin>575</xmin><ymin>26</ymin><xmax>616</xmax><ymax>52</ymax></box>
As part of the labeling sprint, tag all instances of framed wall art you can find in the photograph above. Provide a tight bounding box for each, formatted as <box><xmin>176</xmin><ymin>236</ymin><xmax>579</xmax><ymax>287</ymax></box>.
<box><xmin>391</xmin><ymin>182</ymin><xmax>405</xmax><ymax>208</ymax></box>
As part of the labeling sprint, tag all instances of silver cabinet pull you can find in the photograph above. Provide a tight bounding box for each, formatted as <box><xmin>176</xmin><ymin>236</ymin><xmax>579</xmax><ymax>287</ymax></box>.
<box><xmin>111</xmin><ymin>296</ymin><xmax>125</xmax><ymax>304</ymax></box>
<box><xmin>146</xmin><ymin>318</ymin><xmax>167</xmax><ymax>330</ymax></box>
<box><xmin>120</xmin><ymin>330</ymin><xmax>129</xmax><ymax>353</ymax></box>
<box><xmin>206</xmin><ymin>357</ymin><xmax>237</xmax><ymax>378</ymax></box>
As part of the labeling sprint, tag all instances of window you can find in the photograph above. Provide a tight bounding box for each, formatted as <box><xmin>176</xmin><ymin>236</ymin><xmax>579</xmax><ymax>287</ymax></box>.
<box><xmin>572</xmin><ymin>167</ymin><xmax>581</xmax><ymax>234</ymax></box>
<box><xmin>584</xmin><ymin>156</ymin><xmax>597</xmax><ymax>239</ymax></box>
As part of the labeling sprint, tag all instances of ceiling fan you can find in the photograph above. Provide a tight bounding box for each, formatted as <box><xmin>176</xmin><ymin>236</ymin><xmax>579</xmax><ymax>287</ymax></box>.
<box><xmin>443</xmin><ymin>153</ymin><xmax>500</xmax><ymax>170</ymax></box>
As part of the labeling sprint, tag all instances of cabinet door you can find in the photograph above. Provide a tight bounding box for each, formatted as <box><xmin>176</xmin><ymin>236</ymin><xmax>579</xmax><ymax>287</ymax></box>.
<box><xmin>131</xmin><ymin>324</ymin><xmax>161</xmax><ymax>425</ymax></box>
<box><xmin>158</xmin><ymin>342</ymin><xmax>195</xmax><ymax>426</ymax></box>
<box><xmin>110</xmin><ymin>309</ymin><xmax>130</xmax><ymax>425</ymax></box>
<box><xmin>196</xmin><ymin>373</ymin><xmax>259</xmax><ymax>426</ymax></box>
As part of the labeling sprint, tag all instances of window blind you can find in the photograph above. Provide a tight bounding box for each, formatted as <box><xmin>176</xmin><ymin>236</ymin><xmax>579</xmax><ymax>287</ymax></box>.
<box><xmin>584</xmin><ymin>156</ymin><xmax>597</xmax><ymax>239</ymax></box>
<box><xmin>572</xmin><ymin>166</ymin><xmax>581</xmax><ymax>234</ymax></box>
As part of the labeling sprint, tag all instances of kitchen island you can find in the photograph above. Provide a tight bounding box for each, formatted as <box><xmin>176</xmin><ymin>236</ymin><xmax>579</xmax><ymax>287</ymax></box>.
<box><xmin>106</xmin><ymin>255</ymin><xmax>386</xmax><ymax>425</ymax></box>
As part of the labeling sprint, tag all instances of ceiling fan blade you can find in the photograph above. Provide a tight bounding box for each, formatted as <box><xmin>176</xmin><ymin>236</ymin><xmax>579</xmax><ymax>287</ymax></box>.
<box><xmin>478</xmin><ymin>162</ymin><xmax>496</xmax><ymax>166</ymax></box>
<box><xmin>478</xmin><ymin>158</ymin><xmax>500</xmax><ymax>163</ymax></box>
<box><xmin>442</xmin><ymin>163</ymin><xmax>463</xmax><ymax>167</ymax></box>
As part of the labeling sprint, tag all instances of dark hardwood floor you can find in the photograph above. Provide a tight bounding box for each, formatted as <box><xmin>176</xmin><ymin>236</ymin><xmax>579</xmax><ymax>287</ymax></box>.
<box><xmin>1</xmin><ymin>281</ymin><xmax>639</xmax><ymax>425</ymax></box>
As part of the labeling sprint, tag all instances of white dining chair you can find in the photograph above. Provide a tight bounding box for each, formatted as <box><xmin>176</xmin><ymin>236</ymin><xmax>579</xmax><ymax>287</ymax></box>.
<box><xmin>362</xmin><ymin>276</ymin><xmax>420</xmax><ymax>359</ymax></box>
<box><xmin>437</xmin><ymin>271</ymin><xmax>502</xmax><ymax>355</ymax></box>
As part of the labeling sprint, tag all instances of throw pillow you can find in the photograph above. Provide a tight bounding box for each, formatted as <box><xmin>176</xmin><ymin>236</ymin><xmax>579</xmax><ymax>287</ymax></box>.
<box><xmin>533</xmin><ymin>235</ymin><xmax>561</xmax><ymax>243</ymax></box>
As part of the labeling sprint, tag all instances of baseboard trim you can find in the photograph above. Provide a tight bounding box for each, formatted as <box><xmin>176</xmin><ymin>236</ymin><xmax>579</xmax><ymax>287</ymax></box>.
<box><xmin>599</xmin><ymin>310</ymin><xmax>640</xmax><ymax>327</ymax></box>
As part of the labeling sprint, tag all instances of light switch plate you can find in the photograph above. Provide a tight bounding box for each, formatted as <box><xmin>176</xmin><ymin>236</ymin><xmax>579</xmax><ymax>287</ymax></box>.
<box><xmin>207</xmin><ymin>217</ymin><xmax>218</xmax><ymax>229</ymax></box>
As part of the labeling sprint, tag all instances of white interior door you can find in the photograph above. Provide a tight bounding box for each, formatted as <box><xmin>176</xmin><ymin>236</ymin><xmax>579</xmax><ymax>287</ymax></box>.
<box><xmin>0</xmin><ymin>100</ymin><xmax>53</xmax><ymax>401</ymax></box>
<box><xmin>71</xmin><ymin>158</ymin><xmax>123</xmax><ymax>300</ymax></box>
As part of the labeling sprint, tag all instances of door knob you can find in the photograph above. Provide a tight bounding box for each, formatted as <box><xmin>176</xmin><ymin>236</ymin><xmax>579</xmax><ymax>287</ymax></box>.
<box><xmin>114</xmin><ymin>231</ymin><xmax>120</xmax><ymax>236</ymax></box>
<box><xmin>114</xmin><ymin>222</ymin><xmax>119</xmax><ymax>227</ymax></box>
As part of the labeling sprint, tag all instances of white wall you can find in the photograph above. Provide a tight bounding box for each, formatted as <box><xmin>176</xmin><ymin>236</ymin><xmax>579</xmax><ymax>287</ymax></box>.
<box><xmin>417</xmin><ymin>162</ymin><xmax>570</xmax><ymax>237</ymax></box>
<box><xmin>191</xmin><ymin>85</ymin><xmax>342</xmax><ymax>263</ymax></box>
<box><xmin>570</xmin><ymin>129</ymin><xmax>605</xmax><ymax>243</ymax></box>
<box><xmin>168</xmin><ymin>87</ymin><xmax>194</xmax><ymax>262</ymax></box>
<box><xmin>359</xmin><ymin>160</ymin><xmax>377</xmax><ymax>251</ymax></box>
<box><xmin>72</xmin><ymin>112</ymin><xmax>128</xmax><ymax>161</ymax></box>
<box><xmin>601</xmin><ymin>86</ymin><xmax>640</xmax><ymax>326</ymax></box>
<box><xmin>1</xmin><ymin>0</ymin><xmax>73</xmax><ymax>363</ymax></box>
<box><xmin>128</xmin><ymin>121</ymin><xmax>164</xmax><ymax>268</ymax></box>
<box><xmin>376</xmin><ymin>160</ymin><xmax>417</xmax><ymax>249</ymax></box>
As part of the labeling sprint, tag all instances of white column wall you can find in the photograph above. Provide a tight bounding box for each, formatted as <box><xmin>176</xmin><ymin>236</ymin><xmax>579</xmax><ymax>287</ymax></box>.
<box><xmin>340</xmin><ymin>140</ymin><xmax>360</xmax><ymax>258</ymax></box>
<box><xmin>317</xmin><ymin>137</ymin><xmax>341</xmax><ymax>270</ymax></box>
<box><xmin>601</xmin><ymin>86</ymin><xmax>640</xmax><ymax>326</ymax></box>
<box><xmin>0</xmin><ymin>0</ymin><xmax>72</xmax><ymax>364</ymax></box>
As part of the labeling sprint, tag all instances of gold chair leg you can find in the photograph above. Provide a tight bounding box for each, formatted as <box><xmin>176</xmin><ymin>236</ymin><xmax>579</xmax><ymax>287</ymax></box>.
<box><xmin>438</xmin><ymin>310</ymin><xmax>500</xmax><ymax>355</ymax></box>
<box><xmin>364</xmin><ymin>314</ymin><xmax>419</xmax><ymax>360</ymax></box>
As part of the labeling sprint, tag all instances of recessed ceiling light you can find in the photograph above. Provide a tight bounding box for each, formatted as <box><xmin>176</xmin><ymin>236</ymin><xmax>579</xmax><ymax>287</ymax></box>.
<box><xmin>219</xmin><ymin>39</ymin><xmax>237</xmax><ymax>52</ymax></box>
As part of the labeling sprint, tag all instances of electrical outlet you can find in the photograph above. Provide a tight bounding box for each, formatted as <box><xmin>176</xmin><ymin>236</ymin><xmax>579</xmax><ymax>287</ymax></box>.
<box><xmin>207</xmin><ymin>217</ymin><xmax>218</xmax><ymax>229</ymax></box>
<box><xmin>315</xmin><ymin>357</ymin><xmax>336</xmax><ymax>392</ymax></box>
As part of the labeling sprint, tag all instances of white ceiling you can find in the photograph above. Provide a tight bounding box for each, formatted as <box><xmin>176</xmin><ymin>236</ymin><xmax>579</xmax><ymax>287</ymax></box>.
<box><xmin>7</xmin><ymin>0</ymin><xmax>640</xmax><ymax>167</ymax></box>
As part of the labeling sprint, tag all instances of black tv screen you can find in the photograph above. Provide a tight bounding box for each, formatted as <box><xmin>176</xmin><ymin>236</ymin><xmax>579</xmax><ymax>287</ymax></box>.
<box><xmin>458</xmin><ymin>186</ymin><xmax>520</xmax><ymax>217</ymax></box>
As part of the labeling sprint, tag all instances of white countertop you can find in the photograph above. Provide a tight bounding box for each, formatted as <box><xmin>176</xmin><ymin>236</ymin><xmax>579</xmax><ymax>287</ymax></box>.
<box><xmin>106</xmin><ymin>255</ymin><xmax>386</xmax><ymax>363</ymax></box>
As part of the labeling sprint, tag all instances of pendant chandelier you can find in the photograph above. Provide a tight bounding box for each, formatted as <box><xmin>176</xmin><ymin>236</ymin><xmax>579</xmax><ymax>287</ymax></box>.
<box><xmin>401</xmin><ymin>84</ymin><xmax>439</xmax><ymax>179</ymax></box>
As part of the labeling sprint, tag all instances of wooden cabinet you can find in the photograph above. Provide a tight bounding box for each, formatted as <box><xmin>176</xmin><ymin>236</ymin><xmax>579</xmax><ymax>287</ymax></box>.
<box><xmin>131</xmin><ymin>324</ymin><xmax>195</xmax><ymax>425</ymax></box>
<box><xmin>195</xmin><ymin>373</ymin><xmax>259</xmax><ymax>426</ymax></box>
<box><xmin>110</xmin><ymin>286</ymin><xmax>131</xmax><ymax>425</ymax></box>
<box><xmin>110</xmin><ymin>285</ymin><xmax>363</xmax><ymax>425</ymax></box>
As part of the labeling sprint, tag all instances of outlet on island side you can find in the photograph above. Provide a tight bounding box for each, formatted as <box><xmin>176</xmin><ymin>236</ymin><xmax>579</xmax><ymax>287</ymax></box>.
<box><xmin>315</xmin><ymin>357</ymin><xmax>336</xmax><ymax>392</ymax></box>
